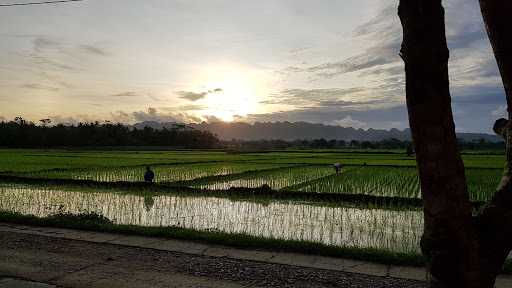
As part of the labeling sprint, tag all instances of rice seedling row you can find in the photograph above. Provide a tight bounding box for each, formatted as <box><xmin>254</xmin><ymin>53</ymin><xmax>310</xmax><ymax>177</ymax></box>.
<box><xmin>189</xmin><ymin>165</ymin><xmax>335</xmax><ymax>190</ymax></box>
<box><xmin>294</xmin><ymin>166</ymin><xmax>502</xmax><ymax>202</ymax></box>
<box><xmin>16</xmin><ymin>162</ymin><xmax>294</xmax><ymax>183</ymax></box>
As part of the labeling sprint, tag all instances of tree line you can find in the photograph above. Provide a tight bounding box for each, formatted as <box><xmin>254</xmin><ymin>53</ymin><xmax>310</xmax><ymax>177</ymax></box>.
<box><xmin>224</xmin><ymin>138</ymin><xmax>503</xmax><ymax>151</ymax></box>
<box><xmin>0</xmin><ymin>118</ymin><xmax>503</xmax><ymax>151</ymax></box>
<box><xmin>0</xmin><ymin>118</ymin><xmax>219</xmax><ymax>148</ymax></box>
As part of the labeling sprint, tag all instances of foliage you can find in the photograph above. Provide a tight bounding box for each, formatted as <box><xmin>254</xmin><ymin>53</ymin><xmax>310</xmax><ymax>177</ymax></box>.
<box><xmin>0</xmin><ymin>120</ymin><xmax>219</xmax><ymax>148</ymax></box>
<box><xmin>223</xmin><ymin>137</ymin><xmax>504</xmax><ymax>151</ymax></box>
<box><xmin>46</xmin><ymin>210</ymin><xmax>113</xmax><ymax>226</ymax></box>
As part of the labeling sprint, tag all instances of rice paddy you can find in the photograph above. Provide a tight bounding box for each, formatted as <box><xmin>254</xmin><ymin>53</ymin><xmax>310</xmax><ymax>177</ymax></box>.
<box><xmin>20</xmin><ymin>162</ymin><xmax>293</xmax><ymax>183</ymax></box>
<box><xmin>0</xmin><ymin>149</ymin><xmax>505</xmax><ymax>266</ymax></box>
<box><xmin>0</xmin><ymin>182</ymin><xmax>422</xmax><ymax>254</ymax></box>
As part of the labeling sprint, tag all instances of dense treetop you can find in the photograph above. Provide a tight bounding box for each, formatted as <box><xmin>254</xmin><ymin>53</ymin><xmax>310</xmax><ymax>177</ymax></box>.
<box><xmin>0</xmin><ymin>119</ymin><xmax>219</xmax><ymax>148</ymax></box>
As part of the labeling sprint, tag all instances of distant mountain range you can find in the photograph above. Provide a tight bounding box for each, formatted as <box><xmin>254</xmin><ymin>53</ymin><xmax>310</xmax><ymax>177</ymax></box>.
<box><xmin>134</xmin><ymin>121</ymin><xmax>502</xmax><ymax>142</ymax></box>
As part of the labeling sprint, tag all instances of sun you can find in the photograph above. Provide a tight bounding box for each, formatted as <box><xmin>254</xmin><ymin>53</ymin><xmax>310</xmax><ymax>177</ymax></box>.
<box><xmin>193</xmin><ymin>66</ymin><xmax>263</xmax><ymax>122</ymax></box>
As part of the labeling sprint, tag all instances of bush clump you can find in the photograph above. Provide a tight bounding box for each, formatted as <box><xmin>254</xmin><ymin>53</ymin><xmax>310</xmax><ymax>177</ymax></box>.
<box><xmin>47</xmin><ymin>211</ymin><xmax>113</xmax><ymax>226</ymax></box>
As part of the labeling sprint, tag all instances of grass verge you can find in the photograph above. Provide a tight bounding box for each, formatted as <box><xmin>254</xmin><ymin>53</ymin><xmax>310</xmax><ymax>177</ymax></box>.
<box><xmin>0</xmin><ymin>210</ymin><xmax>510</xmax><ymax>274</ymax></box>
<box><xmin>0</xmin><ymin>210</ymin><xmax>424</xmax><ymax>267</ymax></box>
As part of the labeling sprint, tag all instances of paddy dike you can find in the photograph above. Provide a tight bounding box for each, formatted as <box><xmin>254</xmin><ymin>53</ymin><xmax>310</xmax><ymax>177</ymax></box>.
<box><xmin>0</xmin><ymin>223</ymin><xmax>426</xmax><ymax>288</ymax></box>
<box><xmin>1</xmin><ymin>223</ymin><xmax>511</xmax><ymax>288</ymax></box>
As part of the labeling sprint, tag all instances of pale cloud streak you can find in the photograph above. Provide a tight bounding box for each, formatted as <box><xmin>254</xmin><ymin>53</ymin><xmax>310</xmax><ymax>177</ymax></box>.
<box><xmin>111</xmin><ymin>91</ymin><xmax>138</xmax><ymax>97</ymax></box>
<box><xmin>20</xmin><ymin>83</ymin><xmax>59</xmax><ymax>92</ymax></box>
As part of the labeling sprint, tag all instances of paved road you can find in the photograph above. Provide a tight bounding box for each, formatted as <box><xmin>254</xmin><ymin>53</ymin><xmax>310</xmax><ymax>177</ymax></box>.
<box><xmin>0</xmin><ymin>230</ymin><xmax>426</xmax><ymax>288</ymax></box>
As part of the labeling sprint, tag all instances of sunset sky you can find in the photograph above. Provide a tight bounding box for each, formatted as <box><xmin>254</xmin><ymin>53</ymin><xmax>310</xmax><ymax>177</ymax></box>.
<box><xmin>0</xmin><ymin>0</ymin><xmax>506</xmax><ymax>132</ymax></box>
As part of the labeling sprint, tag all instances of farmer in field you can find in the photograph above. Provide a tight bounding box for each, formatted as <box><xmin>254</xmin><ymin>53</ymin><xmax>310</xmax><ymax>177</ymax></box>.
<box><xmin>144</xmin><ymin>166</ymin><xmax>155</xmax><ymax>183</ymax></box>
<box><xmin>333</xmin><ymin>162</ymin><xmax>342</xmax><ymax>174</ymax></box>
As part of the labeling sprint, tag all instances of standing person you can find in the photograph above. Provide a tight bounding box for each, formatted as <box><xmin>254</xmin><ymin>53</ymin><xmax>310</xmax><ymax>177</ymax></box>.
<box><xmin>144</xmin><ymin>166</ymin><xmax>155</xmax><ymax>183</ymax></box>
<box><xmin>333</xmin><ymin>162</ymin><xmax>342</xmax><ymax>174</ymax></box>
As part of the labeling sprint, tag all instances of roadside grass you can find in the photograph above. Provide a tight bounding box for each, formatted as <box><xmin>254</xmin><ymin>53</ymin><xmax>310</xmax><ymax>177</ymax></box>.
<box><xmin>0</xmin><ymin>210</ymin><xmax>424</xmax><ymax>267</ymax></box>
<box><xmin>1</xmin><ymin>210</ymin><xmax>510</xmax><ymax>274</ymax></box>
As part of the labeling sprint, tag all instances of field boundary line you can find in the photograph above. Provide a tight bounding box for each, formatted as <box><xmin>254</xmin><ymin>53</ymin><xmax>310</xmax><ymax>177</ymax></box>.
<box><xmin>1</xmin><ymin>222</ymin><xmax>511</xmax><ymax>287</ymax></box>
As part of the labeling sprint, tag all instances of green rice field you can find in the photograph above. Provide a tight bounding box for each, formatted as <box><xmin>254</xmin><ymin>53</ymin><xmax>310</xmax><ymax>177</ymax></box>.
<box><xmin>0</xmin><ymin>149</ymin><xmax>506</xmax><ymax>265</ymax></box>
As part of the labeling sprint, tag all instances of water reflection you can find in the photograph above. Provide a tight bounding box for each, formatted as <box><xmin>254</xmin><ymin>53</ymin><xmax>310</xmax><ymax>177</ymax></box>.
<box><xmin>143</xmin><ymin>195</ymin><xmax>155</xmax><ymax>212</ymax></box>
<box><xmin>0</xmin><ymin>183</ymin><xmax>422</xmax><ymax>254</ymax></box>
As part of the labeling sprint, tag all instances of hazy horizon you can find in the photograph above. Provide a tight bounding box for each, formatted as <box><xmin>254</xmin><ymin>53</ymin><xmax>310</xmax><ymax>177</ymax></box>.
<box><xmin>0</xmin><ymin>0</ymin><xmax>506</xmax><ymax>133</ymax></box>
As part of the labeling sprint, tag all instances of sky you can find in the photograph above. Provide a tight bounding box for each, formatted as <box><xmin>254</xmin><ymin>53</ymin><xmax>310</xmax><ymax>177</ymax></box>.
<box><xmin>0</xmin><ymin>0</ymin><xmax>506</xmax><ymax>133</ymax></box>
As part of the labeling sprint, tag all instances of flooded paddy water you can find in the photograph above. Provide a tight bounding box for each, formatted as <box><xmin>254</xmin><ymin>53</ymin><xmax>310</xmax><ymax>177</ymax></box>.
<box><xmin>0</xmin><ymin>182</ymin><xmax>422</xmax><ymax>254</ymax></box>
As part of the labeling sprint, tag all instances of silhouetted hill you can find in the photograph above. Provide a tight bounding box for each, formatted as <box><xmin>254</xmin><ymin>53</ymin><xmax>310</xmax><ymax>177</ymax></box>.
<box><xmin>134</xmin><ymin>121</ymin><xmax>502</xmax><ymax>142</ymax></box>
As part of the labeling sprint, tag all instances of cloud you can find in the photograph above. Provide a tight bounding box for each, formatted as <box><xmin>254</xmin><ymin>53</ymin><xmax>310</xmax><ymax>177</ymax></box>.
<box><xmin>29</xmin><ymin>54</ymin><xmax>77</xmax><ymax>71</ymax></box>
<box><xmin>286</xmin><ymin>87</ymin><xmax>364</xmax><ymax>98</ymax></box>
<box><xmin>491</xmin><ymin>105</ymin><xmax>507</xmax><ymax>118</ymax></box>
<box><xmin>283</xmin><ymin>4</ymin><xmax>401</xmax><ymax>79</ymax></box>
<box><xmin>316</xmin><ymin>99</ymin><xmax>385</xmax><ymax>108</ymax></box>
<box><xmin>352</xmin><ymin>5</ymin><xmax>396</xmax><ymax>37</ymax></box>
<box><xmin>109</xmin><ymin>111</ymin><xmax>132</xmax><ymax>123</ymax></box>
<box><xmin>282</xmin><ymin>0</ymin><xmax>496</xmax><ymax>87</ymax></box>
<box><xmin>33</xmin><ymin>37</ymin><xmax>60</xmax><ymax>52</ymax></box>
<box><xmin>45</xmin><ymin>108</ymin><xmax>203</xmax><ymax>126</ymax></box>
<box><xmin>111</xmin><ymin>91</ymin><xmax>138</xmax><ymax>97</ymax></box>
<box><xmin>24</xmin><ymin>36</ymin><xmax>111</xmax><ymax>74</ymax></box>
<box><xmin>262</xmin><ymin>88</ymin><xmax>365</xmax><ymax>106</ymax></box>
<box><xmin>79</xmin><ymin>45</ymin><xmax>109</xmax><ymax>56</ymax></box>
<box><xmin>119</xmin><ymin>107</ymin><xmax>202</xmax><ymax>123</ymax></box>
<box><xmin>452</xmin><ymin>86</ymin><xmax>505</xmax><ymax>105</ymax></box>
<box><xmin>242</xmin><ymin>104</ymin><xmax>409</xmax><ymax>131</ymax></box>
<box><xmin>161</xmin><ymin>104</ymin><xmax>206</xmax><ymax>112</ymax></box>
<box><xmin>358</xmin><ymin>65</ymin><xmax>404</xmax><ymax>78</ymax></box>
<box><xmin>262</xmin><ymin>85</ymin><xmax>403</xmax><ymax>111</ymax></box>
<box><xmin>49</xmin><ymin>114</ymin><xmax>98</xmax><ymax>125</ymax></box>
<box><xmin>306</xmin><ymin>55</ymin><xmax>395</xmax><ymax>79</ymax></box>
<box><xmin>330</xmin><ymin>116</ymin><xmax>368</xmax><ymax>129</ymax></box>
<box><xmin>20</xmin><ymin>83</ymin><xmax>59</xmax><ymax>92</ymax></box>
<box><xmin>202</xmin><ymin>115</ymin><xmax>225</xmax><ymax>123</ymax></box>
<box><xmin>177</xmin><ymin>91</ymin><xmax>208</xmax><ymax>101</ymax></box>
<box><xmin>176</xmin><ymin>88</ymin><xmax>223</xmax><ymax>101</ymax></box>
<box><xmin>271</xmin><ymin>0</ymin><xmax>503</xmax><ymax>133</ymax></box>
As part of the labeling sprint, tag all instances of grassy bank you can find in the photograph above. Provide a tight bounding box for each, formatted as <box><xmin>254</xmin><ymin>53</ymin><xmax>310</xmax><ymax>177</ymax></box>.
<box><xmin>1</xmin><ymin>210</ymin><xmax>511</xmax><ymax>274</ymax></box>
<box><xmin>0</xmin><ymin>210</ymin><xmax>424</xmax><ymax>267</ymax></box>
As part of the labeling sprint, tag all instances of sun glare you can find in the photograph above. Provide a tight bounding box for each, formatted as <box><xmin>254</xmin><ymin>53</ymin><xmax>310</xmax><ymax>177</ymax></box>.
<box><xmin>193</xmin><ymin>66</ymin><xmax>263</xmax><ymax>122</ymax></box>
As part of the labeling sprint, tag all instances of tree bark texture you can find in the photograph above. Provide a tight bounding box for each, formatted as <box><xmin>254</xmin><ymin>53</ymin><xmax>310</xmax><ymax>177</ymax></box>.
<box><xmin>398</xmin><ymin>0</ymin><xmax>512</xmax><ymax>287</ymax></box>
<box><xmin>474</xmin><ymin>2</ymin><xmax>512</xmax><ymax>286</ymax></box>
<box><xmin>479</xmin><ymin>0</ymin><xmax>512</xmax><ymax>118</ymax></box>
